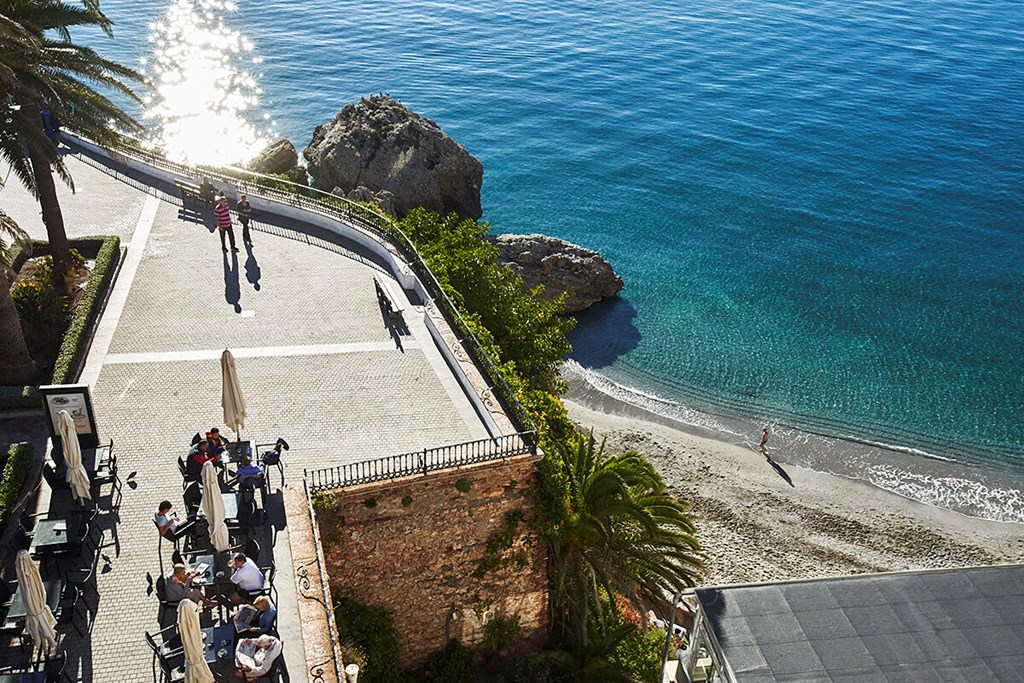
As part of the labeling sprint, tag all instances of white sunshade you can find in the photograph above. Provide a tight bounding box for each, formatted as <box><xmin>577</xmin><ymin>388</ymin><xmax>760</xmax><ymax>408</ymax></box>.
<box><xmin>221</xmin><ymin>349</ymin><xmax>246</xmax><ymax>436</ymax></box>
<box><xmin>176</xmin><ymin>599</ymin><xmax>214</xmax><ymax>683</ymax></box>
<box><xmin>15</xmin><ymin>550</ymin><xmax>57</xmax><ymax>652</ymax></box>
<box><xmin>57</xmin><ymin>409</ymin><xmax>91</xmax><ymax>504</ymax></box>
<box><xmin>201</xmin><ymin>461</ymin><xmax>230</xmax><ymax>553</ymax></box>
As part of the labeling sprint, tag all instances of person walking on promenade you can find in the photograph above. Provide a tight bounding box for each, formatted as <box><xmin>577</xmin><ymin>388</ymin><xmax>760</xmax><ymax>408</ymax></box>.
<box><xmin>215</xmin><ymin>195</ymin><xmax>238</xmax><ymax>252</ymax></box>
<box><xmin>759</xmin><ymin>426</ymin><xmax>770</xmax><ymax>456</ymax></box>
<box><xmin>237</xmin><ymin>194</ymin><xmax>253</xmax><ymax>245</ymax></box>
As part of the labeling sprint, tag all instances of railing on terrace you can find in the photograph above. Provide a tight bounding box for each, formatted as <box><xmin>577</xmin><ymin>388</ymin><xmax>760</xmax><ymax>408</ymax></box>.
<box><xmin>83</xmin><ymin>135</ymin><xmax>536</xmax><ymax>444</ymax></box>
<box><xmin>305</xmin><ymin>432</ymin><xmax>534</xmax><ymax>493</ymax></box>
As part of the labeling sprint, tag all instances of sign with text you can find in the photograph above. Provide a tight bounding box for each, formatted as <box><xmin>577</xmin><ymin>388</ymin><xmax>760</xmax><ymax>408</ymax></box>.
<box><xmin>40</xmin><ymin>384</ymin><xmax>100</xmax><ymax>449</ymax></box>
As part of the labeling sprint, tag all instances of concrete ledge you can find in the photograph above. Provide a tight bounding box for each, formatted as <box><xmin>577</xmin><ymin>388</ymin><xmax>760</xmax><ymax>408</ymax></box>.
<box><xmin>284</xmin><ymin>483</ymin><xmax>343</xmax><ymax>683</ymax></box>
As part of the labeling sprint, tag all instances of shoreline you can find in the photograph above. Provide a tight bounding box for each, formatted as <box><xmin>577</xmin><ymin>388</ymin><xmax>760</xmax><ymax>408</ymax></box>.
<box><xmin>562</xmin><ymin>397</ymin><xmax>1024</xmax><ymax>586</ymax></box>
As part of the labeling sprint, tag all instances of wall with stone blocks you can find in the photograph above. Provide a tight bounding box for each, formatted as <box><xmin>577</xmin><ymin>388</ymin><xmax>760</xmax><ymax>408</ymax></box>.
<box><xmin>315</xmin><ymin>454</ymin><xmax>549</xmax><ymax>668</ymax></box>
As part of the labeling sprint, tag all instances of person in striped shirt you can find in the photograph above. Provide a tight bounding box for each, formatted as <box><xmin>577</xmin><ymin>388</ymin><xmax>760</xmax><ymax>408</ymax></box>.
<box><xmin>215</xmin><ymin>195</ymin><xmax>238</xmax><ymax>252</ymax></box>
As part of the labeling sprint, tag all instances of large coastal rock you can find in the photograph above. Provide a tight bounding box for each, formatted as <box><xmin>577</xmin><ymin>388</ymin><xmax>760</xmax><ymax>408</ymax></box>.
<box><xmin>248</xmin><ymin>139</ymin><xmax>299</xmax><ymax>175</ymax></box>
<box><xmin>304</xmin><ymin>95</ymin><xmax>483</xmax><ymax>220</ymax></box>
<box><xmin>493</xmin><ymin>234</ymin><xmax>624</xmax><ymax>314</ymax></box>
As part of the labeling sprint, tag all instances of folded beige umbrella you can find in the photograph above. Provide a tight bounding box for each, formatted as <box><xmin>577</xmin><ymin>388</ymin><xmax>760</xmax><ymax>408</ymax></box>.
<box><xmin>176</xmin><ymin>599</ymin><xmax>214</xmax><ymax>683</ymax></box>
<box><xmin>221</xmin><ymin>349</ymin><xmax>246</xmax><ymax>438</ymax></box>
<box><xmin>201</xmin><ymin>461</ymin><xmax>231</xmax><ymax>553</ymax></box>
<box><xmin>15</xmin><ymin>550</ymin><xmax>57</xmax><ymax>652</ymax></box>
<box><xmin>57</xmin><ymin>410</ymin><xmax>91</xmax><ymax>504</ymax></box>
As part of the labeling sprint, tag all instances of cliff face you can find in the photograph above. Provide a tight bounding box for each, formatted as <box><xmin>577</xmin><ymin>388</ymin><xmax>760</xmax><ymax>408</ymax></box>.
<box><xmin>304</xmin><ymin>94</ymin><xmax>483</xmax><ymax>220</ymax></box>
<box><xmin>493</xmin><ymin>233</ymin><xmax>624</xmax><ymax>314</ymax></box>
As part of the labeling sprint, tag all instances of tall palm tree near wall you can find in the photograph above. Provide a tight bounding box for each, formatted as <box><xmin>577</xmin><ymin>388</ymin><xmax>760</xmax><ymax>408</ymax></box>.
<box><xmin>0</xmin><ymin>0</ymin><xmax>145</xmax><ymax>278</ymax></box>
<box><xmin>0</xmin><ymin>208</ymin><xmax>37</xmax><ymax>383</ymax></box>
<box><xmin>546</xmin><ymin>433</ymin><xmax>704</xmax><ymax>657</ymax></box>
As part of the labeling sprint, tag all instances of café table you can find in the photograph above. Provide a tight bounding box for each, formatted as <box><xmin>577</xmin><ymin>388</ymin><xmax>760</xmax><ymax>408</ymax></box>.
<box><xmin>29</xmin><ymin>516</ymin><xmax>82</xmax><ymax>559</ymax></box>
<box><xmin>200</xmin><ymin>623</ymin><xmax>236</xmax><ymax>664</ymax></box>
<box><xmin>7</xmin><ymin>578</ymin><xmax>65</xmax><ymax>623</ymax></box>
<box><xmin>196</xmin><ymin>493</ymin><xmax>240</xmax><ymax>521</ymax></box>
<box><xmin>222</xmin><ymin>441</ymin><xmax>251</xmax><ymax>464</ymax></box>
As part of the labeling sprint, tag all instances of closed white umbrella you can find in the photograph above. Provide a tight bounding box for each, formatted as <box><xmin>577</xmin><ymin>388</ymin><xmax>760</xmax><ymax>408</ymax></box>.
<box><xmin>201</xmin><ymin>461</ymin><xmax>230</xmax><ymax>553</ymax></box>
<box><xmin>221</xmin><ymin>349</ymin><xmax>246</xmax><ymax>438</ymax></box>
<box><xmin>176</xmin><ymin>599</ymin><xmax>214</xmax><ymax>683</ymax></box>
<box><xmin>57</xmin><ymin>409</ymin><xmax>91</xmax><ymax>504</ymax></box>
<box><xmin>15</xmin><ymin>550</ymin><xmax>56</xmax><ymax>652</ymax></box>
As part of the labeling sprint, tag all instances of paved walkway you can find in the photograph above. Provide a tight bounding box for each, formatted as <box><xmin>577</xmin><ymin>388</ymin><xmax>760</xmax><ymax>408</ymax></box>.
<box><xmin>1</xmin><ymin>148</ymin><xmax>493</xmax><ymax>680</ymax></box>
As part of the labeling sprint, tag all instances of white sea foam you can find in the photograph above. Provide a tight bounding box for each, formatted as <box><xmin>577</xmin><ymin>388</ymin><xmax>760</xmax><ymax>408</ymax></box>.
<box><xmin>867</xmin><ymin>465</ymin><xmax>1024</xmax><ymax>524</ymax></box>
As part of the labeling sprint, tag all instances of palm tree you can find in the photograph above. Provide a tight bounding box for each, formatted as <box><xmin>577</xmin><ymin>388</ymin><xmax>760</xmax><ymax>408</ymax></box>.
<box><xmin>0</xmin><ymin>0</ymin><xmax>144</xmax><ymax>277</ymax></box>
<box><xmin>546</xmin><ymin>432</ymin><xmax>704</xmax><ymax>654</ymax></box>
<box><xmin>0</xmin><ymin>207</ymin><xmax>37</xmax><ymax>383</ymax></box>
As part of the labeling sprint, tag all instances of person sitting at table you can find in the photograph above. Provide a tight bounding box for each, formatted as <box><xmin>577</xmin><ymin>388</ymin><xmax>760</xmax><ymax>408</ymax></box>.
<box><xmin>154</xmin><ymin>500</ymin><xmax>193</xmax><ymax>541</ymax></box>
<box><xmin>234</xmin><ymin>595</ymin><xmax>276</xmax><ymax>635</ymax></box>
<box><xmin>186</xmin><ymin>439</ymin><xmax>220</xmax><ymax>480</ymax></box>
<box><xmin>206</xmin><ymin>427</ymin><xmax>230</xmax><ymax>456</ymax></box>
<box><xmin>234</xmin><ymin>634</ymin><xmax>282</xmax><ymax>680</ymax></box>
<box><xmin>235</xmin><ymin>456</ymin><xmax>263</xmax><ymax>483</ymax></box>
<box><xmin>228</xmin><ymin>552</ymin><xmax>265</xmax><ymax>604</ymax></box>
<box><xmin>166</xmin><ymin>563</ymin><xmax>217</xmax><ymax>607</ymax></box>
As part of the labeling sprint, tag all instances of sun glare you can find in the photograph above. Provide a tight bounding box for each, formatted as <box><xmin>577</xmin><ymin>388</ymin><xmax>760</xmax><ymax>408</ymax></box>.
<box><xmin>142</xmin><ymin>0</ymin><xmax>272</xmax><ymax>166</ymax></box>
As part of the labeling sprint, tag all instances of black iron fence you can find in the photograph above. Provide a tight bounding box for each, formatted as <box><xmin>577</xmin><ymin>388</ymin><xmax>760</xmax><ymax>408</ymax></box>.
<box><xmin>305</xmin><ymin>432</ymin><xmax>534</xmax><ymax>493</ymax></box>
<box><xmin>78</xmin><ymin>135</ymin><xmax>536</xmax><ymax>443</ymax></box>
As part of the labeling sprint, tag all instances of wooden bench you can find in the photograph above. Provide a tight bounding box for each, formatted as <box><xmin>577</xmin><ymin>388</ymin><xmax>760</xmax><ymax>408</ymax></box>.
<box><xmin>373</xmin><ymin>277</ymin><xmax>406</xmax><ymax>319</ymax></box>
<box><xmin>174</xmin><ymin>178</ymin><xmax>213</xmax><ymax>207</ymax></box>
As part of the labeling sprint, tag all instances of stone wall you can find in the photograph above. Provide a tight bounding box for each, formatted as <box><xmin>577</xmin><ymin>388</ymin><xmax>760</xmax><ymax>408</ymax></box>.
<box><xmin>314</xmin><ymin>453</ymin><xmax>548</xmax><ymax>668</ymax></box>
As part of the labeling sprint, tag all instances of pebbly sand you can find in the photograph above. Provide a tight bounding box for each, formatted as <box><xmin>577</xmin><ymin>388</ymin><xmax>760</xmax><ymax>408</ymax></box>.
<box><xmin>564</xmin><ymin>398</ymin><xmax>1024</xmax><ymax>587</ymax></box>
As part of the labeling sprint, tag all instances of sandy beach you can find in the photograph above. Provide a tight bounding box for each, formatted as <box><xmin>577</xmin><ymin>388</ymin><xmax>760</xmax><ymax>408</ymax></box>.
<box><xmin>564</xmin><ymin>398</ymin><xmax>1024</xmax><ymax>587</ymax></box>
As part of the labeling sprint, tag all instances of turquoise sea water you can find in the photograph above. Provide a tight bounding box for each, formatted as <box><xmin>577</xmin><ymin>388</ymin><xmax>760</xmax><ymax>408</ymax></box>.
<box><xmin>93</xmin><ymin>0</ymin><xmax>1024</xmax><ymax>520</ymax></box>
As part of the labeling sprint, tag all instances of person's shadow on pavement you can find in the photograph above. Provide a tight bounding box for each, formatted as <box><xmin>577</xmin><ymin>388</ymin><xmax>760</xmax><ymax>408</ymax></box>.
<box><xmin>244</xmin><ymin>242</ymin><xmax>261</xmax><ymax>291</ymax></box>
<box><xmin>223</xmin><ymin>251</ymin><xmax>241</xmax><ymax>313</ymax></box>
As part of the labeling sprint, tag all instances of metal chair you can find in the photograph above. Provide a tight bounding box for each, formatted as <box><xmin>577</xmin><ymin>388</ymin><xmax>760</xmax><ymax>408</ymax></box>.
<box><xmin>56</xmin><ymin>584</ymin><xmax>84</xmax><ymax>637</ymax></box>
<box><xmin>91</xmin><ymin>440</ymin><xmax>122</xmax><ymax>511</ymax></box>
<box><xmin>154</xmin><ymin>575</ymin><xmax>183</xmax><ymax>625</ymax></box>
<box><xmin>145</xmin><ymin>624</ymin><xmax>185</xmax><ymax>683</ymax></box>
<box><xmin>255</xmin><ymin>439</ymin><xmax>288</xmax><ymax>490</ymax></box>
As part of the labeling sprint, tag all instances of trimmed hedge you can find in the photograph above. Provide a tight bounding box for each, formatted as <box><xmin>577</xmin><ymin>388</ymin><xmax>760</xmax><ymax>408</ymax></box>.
<box><xmin>50</xmin><ymin>235</ymin><xmax>120</xmax><ymax>385</ymax></box>
<box><xmin>0</xmin><ymin>442</ymin><xmax>34</xmax><ymax>531</ymax></box>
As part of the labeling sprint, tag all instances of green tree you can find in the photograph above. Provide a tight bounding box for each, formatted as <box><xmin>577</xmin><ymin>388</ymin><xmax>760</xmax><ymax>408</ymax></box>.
<box><xmin>0</xmin><ymin>207</ymin><xmax>37</xmax><ymax>382</ymax></box>
<box><xmin>545</xmin><ymin>433</ymin><xmax>704</xmax><ymax>654</ymax></box>
<box><xmin>0</xmin><ymin>0</ymin><xmax>144</xmax><ymax>277</ymax></box>
<box><xmin>398</xmin><ymin>208</ymin><xmax>575</xmax><ymax>392</ymax></box>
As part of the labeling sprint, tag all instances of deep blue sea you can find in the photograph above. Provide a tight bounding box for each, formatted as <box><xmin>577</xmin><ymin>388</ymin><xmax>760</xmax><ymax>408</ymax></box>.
<box><xmin>92</xmin><ymin>0</ymin><xmax>1024</xmax><ymax>520</ymax></box>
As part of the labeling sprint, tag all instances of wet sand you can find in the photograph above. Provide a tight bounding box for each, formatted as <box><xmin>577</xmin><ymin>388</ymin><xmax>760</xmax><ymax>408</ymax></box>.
<box><xmin>564</xmin><ymin>398</ymin><xmax>1024</xmax><ymax>586</ymax></box>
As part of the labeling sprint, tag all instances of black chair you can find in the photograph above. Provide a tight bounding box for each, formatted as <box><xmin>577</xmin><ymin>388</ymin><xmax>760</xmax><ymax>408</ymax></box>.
<box><xmin>145</xmin><ymin>624</ymin><xmax>185</xmax><ymax>683</ymax></box>
<box><xmin>255</xmin><ymin>440</ymin><xmax>287</xmax><ymax>490</ymax></box>
<box><xmin>56</xmin><ymin>584</ymin><xmax>84</xmax><ymax>637</ymax></box>
<box><xmin>178</xmin><ymin>455</ymin><xmax>200</xmax><ymax>489</ymax></box>
<box><xmin>154</xmin><ymin>575</ymin><xmax>184</xmax><ymax>625</ymax></box>
<box><xmin>182</xmin><ymin>482</ymin><xmax>203</xmax><ymax>517</ymax></box>
<box><xmin>91</xmin><ymin>440</ymin><xmax>122</xmax><ymax>511</ymax></box>
<box><xmin>65</xmin><ymin>563</ymin><xmax>97</xmax><ymax>628</ymax></box>
<box><xmin>190</xmin><ymin>432</ymin><xmax>203</xmax><ymax>446</ymax></box>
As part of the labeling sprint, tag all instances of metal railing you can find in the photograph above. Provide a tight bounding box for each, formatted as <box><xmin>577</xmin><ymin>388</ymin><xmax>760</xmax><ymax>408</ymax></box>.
<box><xmin>83</xmin><ymin>135</ymin><xmax>536</xmax><ymax>443</ymax></box>
<box><xmin>301</xmin><ymin>475</ymin><xmax>344</xmax><ymax>681</ymax></box>
<box><xmin>305</xmin><ymin>432</ymin><xmax>534</xmax><ymax>493</ymax></box>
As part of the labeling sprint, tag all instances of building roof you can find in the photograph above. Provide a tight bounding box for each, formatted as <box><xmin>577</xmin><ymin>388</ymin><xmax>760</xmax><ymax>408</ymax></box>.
<box><xmin>694</xmin><ymin>564</ymin><xmax>1024</xmax><ymax>682</ymax></box>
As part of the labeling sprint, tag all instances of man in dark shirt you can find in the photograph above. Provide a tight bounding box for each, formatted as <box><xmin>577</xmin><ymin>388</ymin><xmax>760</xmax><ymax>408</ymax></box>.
<box><xmin>237</xmin><ymin>194</ymin><xmax>253</xmax><ymax>246</ymax></box>
<box><xmin>186</xmin><ymin>440</ymin><xmax>219</xmax><ymax>480</ymax></box>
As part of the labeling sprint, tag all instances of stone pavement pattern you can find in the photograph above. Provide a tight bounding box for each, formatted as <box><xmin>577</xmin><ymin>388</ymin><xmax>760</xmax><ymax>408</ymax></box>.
<box><xmin>3</xmin><ymin>151</ymin><xmax>491</xmax><ymax>681</ymax></box>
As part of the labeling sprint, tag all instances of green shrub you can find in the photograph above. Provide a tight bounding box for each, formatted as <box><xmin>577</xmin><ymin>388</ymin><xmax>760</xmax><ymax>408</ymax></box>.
<box><xmin>11</xmin><ymin>271</ymin><xmax>70</xmax><ymax>350</ymax></box>
<box><xmin>0</xmin><ymin>442</ymin><xmax>35</xmax><ymax>531</ymax></box>
<box><xmin>335</xmin><ymin>597</ymin><xmax>403</xmax><ymax>683</ymax></box>
<box><xmin>406</xmin><ymin>639</ymin><xmax>474</xmax><ymax>683</ymax></box>
<box><xmin>454</xmin><ymin>478</ymin><xmax>472</xmax><ymax>493</ymax></box>
<box><xmin>607</xmin><ymin>623</ymin><xmax>665</xmax><ymax>683</ymax></box>
<box><xmin>482</xmin><ymin>614</ymin><xmax>522</xmax><ymax>659</ymax></box>
<box><xmin>50</xmin><ymin>235</ymin><xmax>120</xmax><ymax>384</ymax></box>
<box><xmin>401</xmin><ymin>495</ymin><xmax>413</xmax><ymax>507</ymax></box>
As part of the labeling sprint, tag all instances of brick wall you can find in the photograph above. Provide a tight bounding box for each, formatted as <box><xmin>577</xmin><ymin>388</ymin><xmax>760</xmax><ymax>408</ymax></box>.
<box><xmin>315</xmin><ymin>453</ymin><xmax>549</xmax><ymax>668</ymax></box>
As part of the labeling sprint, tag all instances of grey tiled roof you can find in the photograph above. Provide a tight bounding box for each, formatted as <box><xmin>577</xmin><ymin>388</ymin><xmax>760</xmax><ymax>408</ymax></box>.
<box><xmin>695</xmin><ymin>565</ymin><xmax>1024</xmax><ymax>682</ymax></box>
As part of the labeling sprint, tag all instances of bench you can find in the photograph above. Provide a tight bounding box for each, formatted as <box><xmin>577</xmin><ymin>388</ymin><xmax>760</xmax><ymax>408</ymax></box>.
<box><xmin>373</xmin><ymin>277</ymin><xmax>406</xmax><ymax>319</ymax></box>
<box><xmin>174</xmin><ymin>178</ymin><xmax>213</xmax><ymax>207</ymax></box>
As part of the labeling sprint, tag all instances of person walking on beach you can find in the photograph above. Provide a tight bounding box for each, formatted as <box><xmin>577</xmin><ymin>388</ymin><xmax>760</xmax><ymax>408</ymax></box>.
<box><xmin>759</xmin><ymin>426</ymin><xmax>769</xmax><ymax>456</ymax></box>
<box><xmin>237</xmin><ymin>194</ymin><xmax>253</xmax><ymax>246</ymax></box>
<box><xmin>215</xmin><ymin>195</ymin><xmax>238</xmax><ymax>252</ymax></box>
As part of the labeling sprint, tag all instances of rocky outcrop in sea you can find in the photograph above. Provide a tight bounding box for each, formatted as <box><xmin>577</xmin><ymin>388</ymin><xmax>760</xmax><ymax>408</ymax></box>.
<box><xmin>304</xmin><ymin>95</ymin><xmax>483</xmax><ymax>220</ymax></box>
<box><xmin>492</xmin><ymin>234</ymin><xmax>623</xmax><ymax>314</ymax></box>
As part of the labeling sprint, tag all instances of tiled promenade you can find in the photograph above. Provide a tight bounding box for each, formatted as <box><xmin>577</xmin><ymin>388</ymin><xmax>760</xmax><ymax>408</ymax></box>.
<box><xmin>1</xmin><ymin>149</ymin><xmax>492</xmax><ymax>680</ymax></box>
